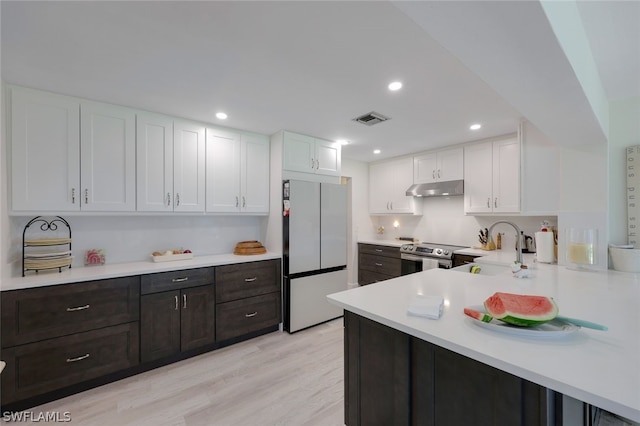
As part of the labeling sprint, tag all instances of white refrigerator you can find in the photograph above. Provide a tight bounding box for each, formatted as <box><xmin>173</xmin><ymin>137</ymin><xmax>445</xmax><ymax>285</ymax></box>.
<box><xmin>283</xmin><ymin>180</ymin><xmax>347</xmax><ymax>333</ymax></box>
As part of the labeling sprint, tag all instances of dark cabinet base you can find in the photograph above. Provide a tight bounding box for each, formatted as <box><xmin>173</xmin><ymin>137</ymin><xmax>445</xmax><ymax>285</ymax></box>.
<box><xmin>345</xmin><ymin>311</ymin><xmax>555</xmax><ymax>426</ymax></box>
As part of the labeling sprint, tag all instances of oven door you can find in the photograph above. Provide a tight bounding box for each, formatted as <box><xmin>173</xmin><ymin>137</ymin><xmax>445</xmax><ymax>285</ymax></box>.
<box><xmin>400</xmin><ymin>253</ymin><xmax>423</xmax><ymax>275</ymax></box>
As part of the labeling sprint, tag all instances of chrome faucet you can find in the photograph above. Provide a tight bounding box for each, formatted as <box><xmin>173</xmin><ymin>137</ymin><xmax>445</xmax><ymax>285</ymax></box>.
<box><xmin>488</xmin><ymin>221</ymin><xmax>523</xmax><ymax>264</ymax></box>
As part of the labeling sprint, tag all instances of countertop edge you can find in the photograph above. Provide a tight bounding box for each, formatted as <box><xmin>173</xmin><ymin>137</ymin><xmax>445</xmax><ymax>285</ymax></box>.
<box><xmin>1</xmin><ymin>252</ymin><xmax>282</xmax><ymax>291</ymax></box>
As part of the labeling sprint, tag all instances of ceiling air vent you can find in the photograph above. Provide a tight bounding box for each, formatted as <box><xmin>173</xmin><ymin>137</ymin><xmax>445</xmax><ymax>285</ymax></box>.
<box><xmin>352</xmin><ymin>111</ymin><xmax>391</xmax><ymax>126</ymax></box>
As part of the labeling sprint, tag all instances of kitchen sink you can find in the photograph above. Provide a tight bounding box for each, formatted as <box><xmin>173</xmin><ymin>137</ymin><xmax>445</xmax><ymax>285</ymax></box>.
<box><xmin>450</xmin><ymin>263</ymin><xmax>510</xmax><ymax>276</ymax></box>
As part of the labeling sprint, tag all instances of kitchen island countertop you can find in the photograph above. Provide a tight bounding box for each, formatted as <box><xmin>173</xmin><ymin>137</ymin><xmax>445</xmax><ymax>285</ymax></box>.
<box><xmin>328</xmin><ymin>262</ymin><xmax>640</xmax><ymax>422</ymax></box>
<box><xmin>1</xmin><ymin>252</ymin><xmax>281</xmax><ymax>292</ymax></box>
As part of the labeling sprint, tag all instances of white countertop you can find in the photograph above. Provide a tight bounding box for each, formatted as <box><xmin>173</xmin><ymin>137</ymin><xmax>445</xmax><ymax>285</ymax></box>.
<box><xmin>455</xmin><ymin>247</ymin><xmax>538</xmax><ymax>265</ymax></box>
<box><xmin>357</xmin><ymin>239</ymin><xmax>414</xmax><ymax>248</ymax></box>
<box><xmin>327</xmin><ymin>262</ymin><xmax>640</xmax><ymax>422</ymax></box>
<box><xmin>1</xmin><ymin>252</ymin><xmax>281</xmax><ymax>292</ymax></box>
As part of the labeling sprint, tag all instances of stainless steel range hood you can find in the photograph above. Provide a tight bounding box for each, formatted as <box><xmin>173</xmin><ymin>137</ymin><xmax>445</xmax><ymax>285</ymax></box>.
<box><xmin>405</xmin><ymin>180</ymin><xmax>464</xmax><ymax>197</ymax></box>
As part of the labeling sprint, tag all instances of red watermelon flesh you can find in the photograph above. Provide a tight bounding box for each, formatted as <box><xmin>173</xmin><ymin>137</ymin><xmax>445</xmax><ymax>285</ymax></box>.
<box><xmin>484</xmin><ymin>292</ymin><xmax>559</xmax><ymax>327</ymax></box>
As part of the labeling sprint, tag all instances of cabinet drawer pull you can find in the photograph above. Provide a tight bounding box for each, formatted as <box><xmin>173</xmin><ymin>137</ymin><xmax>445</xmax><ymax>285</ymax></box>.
<box><xmin>244</xmin><ymin>277</ymin><xmax>257</xmax><ymax>282</ymax></box>
<box><xmin>66</xmin><ymin>353</ymin><xmax>90</xmax><ymax>363</ymax></box>
<box><xmin>375</xmin><ymin>262</ymin><xmax>383</xmax><ymax>267</ymax></box>
<box><xmin>174</xmin><ymin>295</ymin><xmax>179</xmax><ymax>310</ymax></box>
<box><xmin>375</xmin><ymin>249</ymin><xmax>383</xmax><ymax>252</ymax></box>
<box><xmin>183</xmin><ymin>293</ymin><xmax>187</xmax><ymax>309</ymax></box>
<box><xmin>245</xmin><ymin>312</ymin><xmax>258</xmax><ymax>318</ymax></box>
<box><xmin>172</xmin><ymin>277</ymin><xmax>189</xmax><ymax>282</ymax></box>
<box><xmin>66</xmin><ymin>304</ymin><xmax>90</xmax><ymax>312</ymax></box>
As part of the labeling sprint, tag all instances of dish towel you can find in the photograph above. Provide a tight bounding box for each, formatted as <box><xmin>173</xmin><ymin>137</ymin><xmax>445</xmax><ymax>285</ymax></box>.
<box><xmin>407</xmin><ymin>295</ymin><xmax>444</xmax><ymax>319</ymax></box>
<box><xmin>422</xmin><ymin>258</ymin><xmax>439</xmax><ymax>270</ymax></box>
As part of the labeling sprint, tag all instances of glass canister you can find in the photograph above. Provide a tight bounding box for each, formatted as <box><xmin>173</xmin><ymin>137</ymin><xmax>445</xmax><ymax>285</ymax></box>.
<box><xmin>565</xmin><ymin>228</ymin><xmax>598</xmax><ymax>270</ymax></box>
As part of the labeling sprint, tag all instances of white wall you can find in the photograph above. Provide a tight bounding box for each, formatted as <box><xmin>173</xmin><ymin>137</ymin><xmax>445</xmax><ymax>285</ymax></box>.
<box><xmin>6</xmin><ymin>215</ymin><xmax>265</xmax><ymax>277</ymax></box>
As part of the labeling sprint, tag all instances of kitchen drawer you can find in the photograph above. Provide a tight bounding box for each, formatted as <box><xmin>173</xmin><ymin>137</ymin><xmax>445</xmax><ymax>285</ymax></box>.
<box><xmin>1</xmin><ymin>322</ymin><xmax>139</xmax><ymax>404</ymax></box>
<box><xmin>452</xmin><ymin>254</ymin><xmax>480</xmax><ymax>268</ymax></box>
<box><xmin>141</xmin><ymin>267</ymin><xmax>214</xmax><ymax>294</ymax></box>
<box><xmin>216</xmin><ymin>292</ymin><xmax>281</xmax><ymax>341</ymax></box>
<box><xmin>1</xmin><ymin>276</ymin><xmax>140</xmax><ymax>348</ymax></box>
<box><xmin>359</xmin><ymin>269</ymin><xmax>397</xmax><ymax>285</ymax></box>
<box><xmin>359</xmin><ymin>253</ymin><xmax>401</xmax><ymax>277</ymax></box>
<box><xmin>358</xmin><ymin>243</ymin><xmax>400</xmax><ymax>259</ymax></box>
<box><xmin>215</xmin><ymin>259</ymin><xmax>280</xmax><ymax>303</ymax></box>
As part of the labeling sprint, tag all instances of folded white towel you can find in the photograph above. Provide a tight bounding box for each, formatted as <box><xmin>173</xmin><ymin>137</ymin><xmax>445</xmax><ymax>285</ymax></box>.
<box><xmin>407</xmin><ymin>295</ymin><xmax>444</xmax><ymax>319</ymax></box>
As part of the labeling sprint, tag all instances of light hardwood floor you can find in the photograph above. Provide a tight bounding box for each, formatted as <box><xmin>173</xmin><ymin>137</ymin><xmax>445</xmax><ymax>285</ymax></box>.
<box><xmin>10</xmin><ymin>319</ymin><xmax>344</xmax><ymax>426</ymax></box>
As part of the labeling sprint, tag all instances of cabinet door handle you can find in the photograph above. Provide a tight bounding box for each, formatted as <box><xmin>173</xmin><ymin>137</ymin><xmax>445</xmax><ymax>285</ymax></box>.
<box><xmin>432</xmin><ymin>170</ymin><xmax>436</xmax><ymax>179</ymax></box>
<box><xmin>71</xmin><ymin>188</ymin><xmax>76</xmax><ymax>204</ymax></box>
<box><xmin>66</xmin><ymin>304</ymin><xmax>90</xmax><ymax>312</ymax></box>
<box><xmin>84</xmin><ymin>189</ymin><xmax>89</xmax><ymax>204</ymax></box>
<box><xmin>437</xmin><ymin>169</ymin><xmax>441</xmax><ymax>178</ymax></box>
<box><xmin>242</xmin><ymin>196</ymin><xmax>246</xmax><ymax>208</ymax></box>
<box><xmin>183</xmin><ymin>294</ymin><xmax>187</xmax><ymax>309</ymax></box>
<box><xmin>245</xmin><ymin>312</ymin><xmax>258</xmax><ymax>318</ymax></box>
<box><xmin>167</xmin><ymin>193</ymin><xmax>171</xmax><ymax>207</ymax></box>
<box><xmin>236</xmin><ymin>196</ymin><xmax>239</xmax><ymax>207</ymax></box>
<box><xmin>176</xmin><ymin>193</ymin><xmax>180</xmax><ymax>207</ymax></box>
<box><xmin>390</xmin><ymin>202</ymin><xmax>393</xmax><ymax>210</ymax></box>
<box><xmin>172</xmin><ymin>277</ymin><xmax>189</xmax><ymax>282</ymax></box>
<box><xmin>66</xmin><ymin>353</ymin><xmax>90</xmax><ymax>363</ymax></box>
<box><xmin>494</xmin><ymin>198</ymin><xmax>498</xmax><ymax>208</ymax></box>
<box><xmin>375</xmin><ymin>262</ymin><xmax>383</xmax><ymax>267</ymax></box>
<box><xmin>487</xmin><ymin>198</ymin><xmax>490</xmax><ymax>208</ymax></box>
<box><xmin>174</xmin><ymin>295</ymin><xmax>179</xmax><ymax>310</ymax></box>
<box><xmin>244</xmin><ymin>277</ymin><xmax>257</xmax><ymax>282</ymax></box>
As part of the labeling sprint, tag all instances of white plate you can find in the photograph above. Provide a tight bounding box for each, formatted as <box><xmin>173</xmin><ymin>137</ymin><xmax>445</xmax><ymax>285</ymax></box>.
<box><xmin>465</xmin><ymin>305</ymin><xmax>580</xmax><ymax>338</ymax></box>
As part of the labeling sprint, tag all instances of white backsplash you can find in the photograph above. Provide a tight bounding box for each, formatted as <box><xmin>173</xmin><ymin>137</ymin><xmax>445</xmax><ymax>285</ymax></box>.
<box><xmin>370</xmin><ymin>196</ymin><xmax>557</xmax><ymax>249</ymax></box>
<box><xmin>10</xmin><ymin>215</ymin><xmax>266</xmax><ymax>275</ymax></box>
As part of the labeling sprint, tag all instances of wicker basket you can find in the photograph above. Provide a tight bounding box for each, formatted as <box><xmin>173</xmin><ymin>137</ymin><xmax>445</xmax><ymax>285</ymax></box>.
<box><xmin>234</xmin><ymin>240</ymin><xmax>267</xmax><ymax>255</ymax></box>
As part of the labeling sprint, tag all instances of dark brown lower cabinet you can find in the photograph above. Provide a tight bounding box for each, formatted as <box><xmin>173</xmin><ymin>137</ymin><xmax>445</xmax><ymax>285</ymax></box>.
<box><xmin>141</xmin><ymin>285</ymin><xmax>215</xmax><ymax>363</ymax></box>
<box><xmin>1</xmin><ymin>322</ymin><xmax>139</xmax><ymax>404</ymax></box>
<box><xmin>345</xmin><ymin>311</ymin><xmax>553</xmax><ymax>426</ymax></box>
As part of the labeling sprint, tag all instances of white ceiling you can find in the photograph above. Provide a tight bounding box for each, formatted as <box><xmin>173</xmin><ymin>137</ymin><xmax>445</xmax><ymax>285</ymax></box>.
<box><xmin>1</xmin><ymin>1</ymin><xmax>637</xmax><ymax>163</ymax></box>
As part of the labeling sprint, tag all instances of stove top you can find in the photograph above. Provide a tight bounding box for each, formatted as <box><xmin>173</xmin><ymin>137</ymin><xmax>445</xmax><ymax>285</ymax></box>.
<box><xmin>399</xmin><ymin>242</ymin><xmax>469</xmax><ymax>259</ymax></box>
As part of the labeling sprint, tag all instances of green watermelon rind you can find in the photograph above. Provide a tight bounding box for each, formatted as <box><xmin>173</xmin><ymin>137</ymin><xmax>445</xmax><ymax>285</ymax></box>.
<box><xmin>484</xmin><ymin>292</ymin><xmax>559</xmax><ymax>327</ymax></box>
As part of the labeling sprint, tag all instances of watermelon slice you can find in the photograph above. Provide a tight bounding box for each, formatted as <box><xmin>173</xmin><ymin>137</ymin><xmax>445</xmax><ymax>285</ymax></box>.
<box><xmin>484</xmin><ymin>292</ymin><xmax>559</xmax><ymax>327</ymax></box>
<box><xmin>463</xmin><ymin>307</ymin><xmax>493</xmax><ymax>322</ymax></box>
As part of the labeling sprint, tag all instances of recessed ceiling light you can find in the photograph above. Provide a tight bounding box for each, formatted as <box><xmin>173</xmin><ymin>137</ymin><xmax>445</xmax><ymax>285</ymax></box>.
<box><xmin>388</xmin><ymin>81</ymin><xmax>402</xmax><ymax>91</ymax></box>
<box><xmin>337</xmin><ymin>139</ymin><xmax>350</xmax><ymax>145</ymax></box>
<box><xmin>470</xmin><ymin>123</ymin><xmax>481</xmax><ymax>130</ymax></box>
<box><xmin>373</xmin><ymin>149</ymin><xmax>381</xmax><ymax>154</ymax></box>
<box><xmin>216</xmin><ymin>112</ymin><xmax>228</xmax><ymax>120</ymax></box>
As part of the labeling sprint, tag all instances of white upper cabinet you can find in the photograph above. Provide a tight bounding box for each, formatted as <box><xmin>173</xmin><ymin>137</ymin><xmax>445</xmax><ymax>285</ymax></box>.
<box><xmin>206</xmin><ymin>128</ymin><xmax>269</xmax><ymax>214</ymax></box>
<box><xmin>80</xmin><ymin>101</ymin><xmax>136</xmax><ymax>212</ymax></box>
<box><xmin>369</xmin><ymin>157</ymin><xmax>422</xmax><ymax>215</ymax></box>
<box><xmin>173</xmin><ymin>120</ymin><xmax>206</xmax><ymax>212</ymax></box>
<box><xmin>413</xmin><ymin>147</ymin><xmax>463</xmax><ymax>184</ymax></box>
<box><xmin>240</xmin><ymin>133</ymin><xmax>270</xmax><ymax>213</ymax></box>
<box><xmin>283</xmin><ymin>131</ymin><xmax>340</xmax><ymax>177</ymax></box>
<box><xmin>464</xmin><ymin>137</ymin><xmax>520</xmax><ymax>214</ymax></box>
<box><xmin>136</xmin><ymin>112</ymin><xmax>174</xmax><ymax>212</ymax></box>
<box><xmin>11</xmin><ymin>87</ymin><xmax>80</xmax><ymax>212</ymax></box>
<box><xmin>136</xmin><ymin>114</ymin><xmax>205</xmax><ymax>213</ymax></box>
